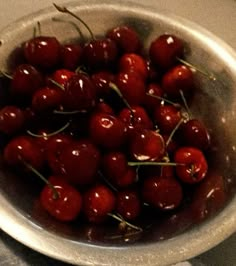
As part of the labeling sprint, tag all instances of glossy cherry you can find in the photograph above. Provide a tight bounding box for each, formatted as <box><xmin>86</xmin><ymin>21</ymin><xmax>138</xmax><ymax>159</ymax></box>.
<box><xmin>59</xmin><ymin>139</ymin><xmax>100</xmax><ymax>185</ymax></box>
<box><xmin>91</xmin><ymin>71</ymin><xmax>115</xmax><ymax>95</ymax></box>
<box><xmin>83</xmin><ymin>184</ymin><xmax>116</xmax><ymax>223</ymax></box>
<box><xmin>162</xmin><ymin>64</ymin><xmax>195</xmax><ymax>98</ymax></box>
<box><xmin>102</xmin><ymin>152</ymin><xmax>137</xmax><ymax>187</ymax></box>
<box><xmin>0</xmin><ymin>106</ymin><xmax>25</xmax><ymax>134</ymax></box>
<box><xmin>24</xmin><ymin>36</ymin><xmax>61</xmax><ymax>69</ymax></box>
<box><xmin>154</xmin><ymin>104</ymin><xmax>182</xmax><ymax>134</ymax></box>
<box><xmin>115</xmin><ymin>72</ymin><xmax>146</xmax><ymax>105</ymax></box>
<box><xmin>3</xmin><ymin>135</ymin><xmax>44</xmax><ymax>170</ymax></box>
<box><xmin>106</xmin><ymin>25</ymin><xmax>141</xmax><ymax>54</ymax></box>
<box><xmin>11</xmin><ymin>64</ymin><xmax>43</xmax><ymax>96</ymax></box>
<box><xmin>61</xmin><ymin>44</ymin><xmax>83</xmax><ymax>70</ymax></box>
<box><xmin>94</xmin><ymin>100</ymin><xmax>114</xmax><ymax>115</ymax></box>
<box><xmin>40</xmin><ymin>176</ymin><xmax>82</xmax><ymax>221</ymax></box>
<box><xmin>116</xmin><ymin>189</ymin><xmax>141</xmax><ymax>220</ymax></box>
<box><xmin>144</xmin><ymin>83</ymin><xmax>164</xmax><ymax>112</ymax></box>
<box><xmin>149</xmin><ymin>34</ymin><xmax>184</xmax><ymax>70</ymax></box>
<box><xmin>63</xmin><ymin>73</ymin><xmax>96</xmax><ymax>110</ymax></box>
<box><xmin>89</xmin><ymin>112</ymin><xmax>127</xmax><ymax>149</ymax></box>
<box><xmin>82</xmin><ymin>38</ymin><xmax>118</xmax><ymax>70</ymax></box>
<box><xmin>142</xmin><ymin>175</ymin><xmax>183</xmax><ymax>210</ymax></box>
<box><xmin>174</xmin><ymin>147</ymin><xmax>208</xmax><ymax>184</ymax></box>
<box><xmin>130</xmin><ymin>129</ymin><xmax>165</xmax><ymax>161</ymax></box>
<box><xmin>49</xmin><ymin>69</ymin><xmax>74</xmax><ymax>88</ymax></box>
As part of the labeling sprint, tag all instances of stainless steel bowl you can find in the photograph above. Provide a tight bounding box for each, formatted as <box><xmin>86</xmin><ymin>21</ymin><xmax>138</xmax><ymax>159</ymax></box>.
<box><xmin>0</xmin><ymin>1</ymin><xmax>236</xmax><ymax>265</ymax></box>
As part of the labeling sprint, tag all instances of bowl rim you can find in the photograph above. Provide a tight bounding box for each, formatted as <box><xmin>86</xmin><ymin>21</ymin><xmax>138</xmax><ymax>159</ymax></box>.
<box><xmin>0</xmin><ymin>1</ymin><xmax>236</xmax><ymax>265</ymax></box>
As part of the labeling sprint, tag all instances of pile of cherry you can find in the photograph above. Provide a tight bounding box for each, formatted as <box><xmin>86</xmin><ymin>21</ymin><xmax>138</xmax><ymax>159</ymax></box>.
<box><xmin>0</xmin><ymin>4</ymin><xmax>222</xmax><ymax>236</ymax></box>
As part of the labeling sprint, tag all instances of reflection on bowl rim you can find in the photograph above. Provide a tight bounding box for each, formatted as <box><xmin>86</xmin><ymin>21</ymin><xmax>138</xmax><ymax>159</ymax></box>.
<box><xmin>0</xmin><ymin>1</ymin><xmax>236</xmax><ymax>265</ymax></box>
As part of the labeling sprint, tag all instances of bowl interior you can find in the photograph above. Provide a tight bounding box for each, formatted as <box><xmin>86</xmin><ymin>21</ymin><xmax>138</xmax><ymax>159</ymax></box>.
<box><xmin>0</xmin><ymin>1</ymin><xmax>236</xmax><ymax>265</ymax></box>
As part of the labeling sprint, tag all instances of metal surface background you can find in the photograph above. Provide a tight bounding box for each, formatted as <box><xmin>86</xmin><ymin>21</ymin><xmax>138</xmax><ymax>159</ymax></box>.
<box><xmin>0</xmin><ymin>0</ymin><xmax>236</xmax><ymax>265</ymax></box>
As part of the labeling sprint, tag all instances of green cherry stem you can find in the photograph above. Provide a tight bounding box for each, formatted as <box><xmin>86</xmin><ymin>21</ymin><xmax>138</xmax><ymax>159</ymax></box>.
<box><xmin>128</xmin><ymin>161</ymin><xmax>185</xmax><ymax>167</ymax></box>
<box><xmin>53</xmin><ymin>109</ymin><xmax>86</xmax><ymax>115</ymax></box>
<box><xmin>179</xmin><ymin>89</ymin><xmax>192</xmax><ymax>118</ymax></box>
<box><xmin>146</xmin><ymin>93</ymin><xmax>180</xmax><ymax>108</ymax></box>
<box><xmin>0</xmin><ymin>70</ymin><xmax>13</xmax><ymax>80</ymax></box>
<box><xmin>48</xmin><ymin>78</ymin><xmax>65</xmax><ymax>91</ymax></box>
<box><xmin>53</xmin><ymin>3</ymin><xmax>95</xmax><ymax>40</ymax></box>
<box><xmin>166</xmin><ymin>118</ymin><xmax>184</xmax><ymax>147</ymax></box>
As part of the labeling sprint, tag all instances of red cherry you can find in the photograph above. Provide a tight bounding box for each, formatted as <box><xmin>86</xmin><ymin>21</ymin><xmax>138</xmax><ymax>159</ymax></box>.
<box><xmin>162</xmin><ymin>65</ymin><xmax>194</xmax><ymax>98</ymax></box>
<box><xmin>83</xmin><ymin>38</ymin><xmax>118</xmax><ymax>70</ymax></box>
<box><xmin>0</xmin><ymin>106</ymin><xmax>25</xmax><ymax>134</ymax></box>
<box><xmin>142</xmin><ymin>175</ymin><xmax>183</xmax><ymax>210</ymax></box>
<box><xmin>40</xmin><ymin>176</ymin><xmax>82</xmax><ymax>221</ymax></box>
<box><xmin>46</xmin><ymin>134</ymin><xmax>73</xmax><ymax>175</ymax></box>
<box><xmin>174</xmin><ymin>147</ymin><xmax>208</xmax><ymax>184</ymax></box>
<box><xmin>94</xmin><ymin>100</ymin><xmax>114</xmax><ymax>115</ymax></box>
<box><xmin>179</xmin><ymin>119</ymin><xmax>211</xmax><ymax>150</ymax></box>
<box><xmin>149</xmin><ymin>34</ymin><xmax>184</xmax><ymax>70</ymax></box>
<box><xmin>116</xmin><ymin>189</ymin><xmax>141</xmax><ymax>220</ymax></box>
<box><xmin>63</xmin><ymin>73</ymin><xmax>96</xmax><ymax>110</ymax></box>
<box><xmin>115</xmin><ymin>72</ymin><xmax>146</xmax><ymax>105</ymax></box>
<box><xmin>119</xmin><ymin>106</ymin><xmax>153</xmax><ymax>136</ymax></box>
<box><xmin>102</xmin><ymin>152</ymin><xmax>137</xmax><ymax>188</ymax></box>
<box><xmin>3</xmin><ymin>135</ymin><xmax>44</xmax><ymax>170</ymax></box>
<box><xmin>61</xmin><ymin>44</ymin><xmax>83</xmax><ymax>70</ymax></box>
<box><xmin>91</xmin><ymin>71</ymin><xmax>115</xmax><ymax>95</ymax></box>
<box><xmin>89</xmin><ymin>113</ymin><xmax>127</xmax><ymax>149</ymax></box>
<box><xmin>119</xmin><ymin>53</ymin><xmax>148</xmax><ymax>80</ymax></box>
<box><xmin>11</xmin><ymin>64</ymin><xmax>43</xmax><ymax>96</ymax></box>
<box><xmin>130</xmin><ymin>129</ymin><xmax>165</xmax><ymax>161</ymax></box>
<box><xmin>154</xmin><ymin>104</ymin><xmax>182</xmax><ymax>134</ymax></box>
<box><xmin>83</xmin><ymin>184</ymin><xmax>116</xmax><ymax>223</ymax></box>
<box><xmin>31</xmin><ymin>87</ymin><xmax>63</xmax><ymax>112</ymax></box>
<box><xmin>106</xmin><ymin>26</ymin><xmax>141</xmax><ymax>54</ymax></box>
<box><xmin>146</xmin><ymin>61</ymin><xmax>162</xmax><ymax>82</ymax></box>
<box><xmin>59</xmin><ymin>140</ymin><xmax>100</xmax><ymax>185</ymax></box>
<box><xmin>24</xmin><ymin>36</ymin><xmax>61</xmax><ymax>69</ymax></box>
<box><xmin>143</xmin><ymin>83</ymin><xmax>164</xmax><ymax>112</ymax></box>
<box><xmin>49</xmin><ymin>69</ymin><xmax>74</xmax><ymax>88</ymax></box>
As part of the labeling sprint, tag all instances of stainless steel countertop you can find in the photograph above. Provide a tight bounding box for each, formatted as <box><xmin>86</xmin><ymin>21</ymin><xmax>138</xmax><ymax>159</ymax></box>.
<box><xmin>0</xmin><ymin>0</ymin><xmax>235</xmax><ymax>265</ymax></box>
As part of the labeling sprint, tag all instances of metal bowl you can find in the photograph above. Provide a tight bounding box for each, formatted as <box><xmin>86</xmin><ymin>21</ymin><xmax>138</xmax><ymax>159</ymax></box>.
<box><xmin>0</xmin><ymin>1</ymin><xmax>236</xmax><ymax>265</ymax></box>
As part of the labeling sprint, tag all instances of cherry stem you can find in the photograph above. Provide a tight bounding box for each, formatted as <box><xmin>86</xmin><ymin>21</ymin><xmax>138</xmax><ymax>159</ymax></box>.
<box><xmin>75</xmin><ymin>65</ymin><xmax>88</xmax><ymax>75</ymax></box>
<box><xmin>98</xmin><ymin>171</ymin><xmax>118</xmax><ymax>192</ymax></box>
<box><xmin>179</xmin><ymin>89</ymin><xmax>192</xmax><ymax>118</ymax></box>
<box><xmin>177</xmin><ymin>57</ymin><xmax>216</xmax><ymax>81</ymax></box>
<box><xmin>166</xmin><ymin>118</ymin><xmax>184</xmax><ymax>147</ymax></box>
<box><xmin>27</xmin><ymin>121</ymin><xmax>70</xmax><ymax>138</ymax></box>
<box><xmin>0</xmin><ymin>70</ymin><xmax>13</xmax><ymax>80</ymax></box>
<box><xmin>23</xmin><ymin>161</ymin><xmax>59</xmax><ymax>199</ymax></box>
<box><xmin>52</xmin><ymin>17</ymin><xmax>85</xmax><ymax>42</ymax></box>
<box><xmin>107</xmin><ymin>213</ymin><xmax>143</xmax><ymax>232</ymax></box>
<box><xmin>53</xmin><ymin>109</ymin><xmax>86</xmax><ymax>115</ymax></box>
<box><xmin>109</xmin><ymin>82</ymin><xmax>134</xmax><ymax>117</ymax></box>
<box><xmin>146</xmin><ymin>93</ymin><xmax>180</xmax><ymax>108</ymax></box>
<box><xmin>53</xmin><ymin>3</ymin><xmax>95</xmax><ymax>40</ymax></box>
<box><xmin>48</xmin><ymin>78</ymin><xmax>65</xmax><ymax>91</ymax></box>
<box><xmin>128</xmin><ymin>161</ymin><xmax>184</xmax><ymax>167</ymax></box>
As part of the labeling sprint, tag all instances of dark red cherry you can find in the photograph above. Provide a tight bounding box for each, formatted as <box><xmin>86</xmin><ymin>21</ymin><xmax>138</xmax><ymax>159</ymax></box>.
<box><xmin>0</xmin><ymin>106</ymin><xmax>25</xmax><ymax>134</ymax></box>
<box><xmin>61</xmin><ymin>44</ymin><xmax>83</xmax><ymax>70</ymax></box>
<box><xmin>94</xmin><ymin>100</ymin><xmax>114</xmax><ymax>115</ymax></box>
<box><xmin>46</xmin><ymin>134</ymin><xmax>73</xmax><ymax>175</ymax></box>
<box><xmin>149</xmin><ymin>34</ymin><xmax>184</xmax><ymax>70</ymax></box>
<box><xmin>32</xmin><ymin>87</ymin><xmax>63</xmax><ymax>112</ymax></box>
<box><xmin>116</xmin><ymin>189</ymin><xmax>141</xmax><ymax>220</ymax></box>
<box><xmin>154</xmin><ymin>104</ymin><xmax>182</xmax><ymax>134</ymax></box>
<box><xmin>130</xmin><ymin>129</ymin><xmax>165</xmax><ymax>161</ymax></box>
<box><xmin>49</xmin><ymin>69</ymin><xmax>74</xmax><ymax>88</ymax></box>
<box><xmin>119</xmin><ymin>53</ymin><xmax>148</xmax><ymax>80</ymax></box>
<box><xmin>63</xmin><ymin>73</ymin><xmax>96</xmax><ymax>110</ymax></box>
<box><xmin>89</xmin><ymin>113</ymin><xmax>127</xmax><ymax>149</ymax></box>
<box><xmin>115</xmin><ymin>72</ymin><xmax>146</xmax><ymax>105</ymax></box>
<box><xmin>142</xmin><ymin>175</ymin><xmax>183</xmax><ymax>210</ymax></box>
<box><xmin>11</xmin><ymin>64</ymin><xmax>43</xmax><ymax>96</ymax></box>
<box><xmin>179</xmin><ymin>119</ymin><xmax>211</xmax><ymax>150</ymax></box>
<box><xmin>83</xmin><ymin>184</ymin><xmax>116</xmax><ymax>223</ymax></box>
<box><xmin>91</xmin><ymin>71</ymin><xmax>115</xmax><ymax>95</ymax></box>
<box><xmin>146</xmin><ymin>60</ymin><xmax>162</xmax><ymax>82</ymax></box>
<box><xmin>40</xmin><ymin>176</ymin><xmax>82</xmax><ymax>221</ymax></box>
<box><xmin>106</xmin><ymin>26</ymin><xmax>141</xmax><ymax>54</ymax></box>
<box><xmin>83</xmin><ymin>38</ymin><xmax>118</xmax><ymax>70</ymax></box>
<box><xmin>174</xmin><ymin>147</ymin><xmax>208</xmax><ymax>184</ymax></box>
<box><xmin>190</xmin><ymin>172</ymin><xmax>226</xmax><ymax>222</ymax></box>
<box><xmin>162</xmin><ymin>65</ymin><xmax>194</xmax><ymax>98</ymax></box>
<box><xmin>3</xmin><ymin>135</ymin><xmax>44</xmax><ymax>170</ymax></box>
<box><xmin>59</xmin><ymin>140</ymin><xmax>100</xmax><ymax>185</ymax></box>
<box><xmin>102</xmin><ymin>152</ymin><xmax>137</xmax><ymax>187</ymax></box>
<box><xmin>24</xmin><ymin>36</ymin><xmax>61</xmax><ymax>69</ymax></box>
<box><xmin>144</xmin><ymin>83</ymin><xmax>164</xmax><ymax>112</ymax></box>
<box><xmin>119</xmin><ymin>106</ymin><xmax>153</xmax><ymax>136</ymax></box>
